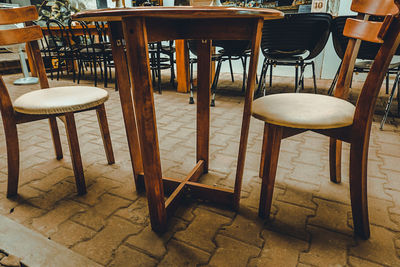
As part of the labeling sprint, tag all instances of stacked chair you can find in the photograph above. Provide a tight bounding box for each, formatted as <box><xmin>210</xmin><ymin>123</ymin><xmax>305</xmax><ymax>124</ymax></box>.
<box><xmin>46</xmin><ymin>19</ymin><xmax>78</xmax><ymax>81</ymax></box>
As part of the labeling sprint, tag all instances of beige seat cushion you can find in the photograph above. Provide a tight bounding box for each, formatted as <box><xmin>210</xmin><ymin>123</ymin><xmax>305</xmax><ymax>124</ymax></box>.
<box><xmin>13</xmin><ymin>86</ymin><xmax>109</xmax><ymax>115</ymax></box>
<box><xmin>252</xmin><ymin>93</ymin><xmax>356</xmax><ymax>129</ymax></box>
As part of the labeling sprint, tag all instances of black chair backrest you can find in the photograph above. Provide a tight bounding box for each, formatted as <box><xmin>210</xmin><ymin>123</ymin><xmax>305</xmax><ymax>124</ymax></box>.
<box><xmin>46</xmin><ymin>19</ymin><xmax>71</xmax><ymax>53</ymax></box>
<box><xmin>261</xmin><ymin>13</ymin><xmax>332</xmax><ymax>60</ymax></box>
<box><xmin>188</xmin><ymin>40</ymin><xmax>249</xmax><ymax>57</ymax></box>
<box><xmin>67</xmin><ymin>19</ymin><xmax>84</xmax><ymax>49</ymax></box>
<box><xmin>94</xmin><ymin>21</ymin><xmax>109</xmax><ymax>44</ymax></box>
<box><xmin>213</xmin><ymin>40</ymin><xmax>250</xmax><ymax>56</ymax></box>
<box><xmin>331</xmin><ymin>15</ymin><xmax>400</xmax><ymax>60</ymax></box>
<box><xmin>68</xmin><ymin>20</ymin><xmax>98</xmax><ymax>54</ymax></box>
<box><xmin>32</xmin><ymin>21</ymin><xmax>51</xmax><ymax>56</ymax></box>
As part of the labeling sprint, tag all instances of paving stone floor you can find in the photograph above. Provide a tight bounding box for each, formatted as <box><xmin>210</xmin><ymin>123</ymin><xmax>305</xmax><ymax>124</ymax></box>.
<box><xmin>0</xmin><ymin>72</ymin><xmax>399</xmax><ymax>266</ymax></box>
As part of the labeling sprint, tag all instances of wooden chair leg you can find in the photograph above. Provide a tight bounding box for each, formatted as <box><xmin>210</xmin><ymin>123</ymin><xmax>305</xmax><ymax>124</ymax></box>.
<box><xmin>48</xmin><ymin>117</ymin><xmax>63</xmax><ymax>160</ymax></box>
<box><xmin>349</xmin><ymin>140</ymin><xmax>370</xmax><ymax>239</ymax></box>
<box><xmin>329</xmin><ymin>138</ymin><xmax>342</xmax><ymax>183</ymax></box>
<box><xmin>5</xmin><ymin>122</ymin><xmax>19</xmax><ymax>198</ymax></box>
<box><xmin>259</xmin><ymin>124</ymin><xmax>283</xmax><ymax>219</ymax></box>
<box><xmin>64</xmin><ymin>113</ymin><xmax>86</xmax><ymax>195</ymax></box>
<box><xmin>259</xmin><ymin>123</ymin><xmax>268</xmax><ymax>178</ymax></box>
<box><xmin>96</xmin><ymin>104</ymin><xmax>115</xmax><ymax>165</ymax></box>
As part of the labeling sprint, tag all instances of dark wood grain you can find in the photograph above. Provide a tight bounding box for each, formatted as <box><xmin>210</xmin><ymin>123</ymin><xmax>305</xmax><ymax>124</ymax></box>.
<box><xmin>122</xmin><ymin>16</ymin><xmax>167</xmax><ymax>232</ymax></box>
<box><xmin>96</xmin><ymin>104</ymin><xmax>115</xmax><ymax>165</ymax></box>
<box><xmin>165</xmin><ymin>160</ymin><xmax>205</xmax><ymax>217</ymax></box>
<box><xmin>72</xmin><ymin>6</ymin><xmax>283</xmax><ymax>22</ymax></box>
<box><xmin>196</xmin><ymin>39</ymin><xmax>212</xmax><ymax>172</ymax></box>
<box><xmin>233</xmin><ymin>18</ymin><xmax>264</xmax><ymax>209</ymax></box>
<box><xmin>258</xmin><ymin>124</ymin><xmax>282</xmax><ymax>219</ymax></box>
<box><xmin>329</xmin><ymin>139</ymin><xmax>342</xmax><ymax>183</ymax></box>
<box><xmin>0</xmin><ymin>78</ymin><xmax>19</xmax><ymax>198</ymax></box>
<box><xmin>108</xmin><ymin>21</ymin><xmax>145</xmax><ymax>191</ymax></box>
<box><xmin>64</xmin><ymin>113</ymin><xmax>86</xmax><ymax>195</ymax></box>
<box><xmin>145</xmin><ymin>18</ymin><xmax>257</xmax><ymax>42</ymax></box>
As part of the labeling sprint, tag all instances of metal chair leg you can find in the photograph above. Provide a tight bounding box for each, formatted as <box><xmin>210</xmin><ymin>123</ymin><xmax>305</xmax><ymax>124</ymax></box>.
<box><xmin>228</xmin><ymin>56</ymin><xmax>234</xmax><ymax>82</ymax></box>
<box><xmin>241</xmin><ymin>56</ymin><xmax>247</xmax><ymax>92</ymax></box>
<box><xmin>386</xmin><ymin>73</ymin><xmax>389</xmax><ymax>94</ymax></box>
<box><xmin>311</xmin><ymin>61</ymin><xmax>317</xmax><ymax>94</ymax></box>
<box><xmin>296</xmin><ymin>63</ymin><xmax>306</xmax><ymax>93</ymax></box>
<box><xmin>328</xmin><ymin>63</ymin><xmax>341</xmax><ymax>96</ymax></box>
<box><xmin>295</xmin><ymin>64</ymin><xmax>299</xmax><ymax>91</ymax></box>
<box><xmin>211</xmin><ymin>58</ymin><xmax>223</xmax><ymax>107</ymax></box>
<box><xmin>157</xmin><ymin>42</ymin><xmax>162</xmax><ymax>94</ymax></box>
<box><xmin>189</xmin><ymin>61</ymin><xmax>195</xmax><ymax>104</ymax></box>
<box><xmin>256</xmin><ymin>57</ymin><xmax>268</xmax><ymax>98</ymax></box>
<box><xmin>269</xmin><ymin>60</ymin><xmax>273</xmax><ymax>87</ymax></box>
<box><xmin>380</xmin><ymin>70</ymin><xmax>400</xmax><ymax>129</ymax></box>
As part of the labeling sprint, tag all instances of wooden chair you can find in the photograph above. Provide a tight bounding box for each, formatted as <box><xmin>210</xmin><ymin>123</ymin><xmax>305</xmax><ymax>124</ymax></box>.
<box><xmin>251</xmin><ymin>0</ymin><xmax>400</xmax><ymax>239</ymax></box>
<box><xmin>0</xmin><ymin>6</ymin><xmax>115</xmax><ymax>197</ymax></box>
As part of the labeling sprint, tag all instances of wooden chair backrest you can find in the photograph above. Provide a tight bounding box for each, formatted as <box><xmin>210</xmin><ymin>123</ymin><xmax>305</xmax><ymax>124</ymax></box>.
<box><xmin>351</xmin><ymin>0</ymin><xmax>399</xmax><ymax>16</ymax></box>
<box><xmin>334</xmin><ymin>0</ymin><xmax>400</xmax><ymax>138</ymax></box>
<box><xmin>0</xmin><ymin>6</ymin><xmax>50</xmax><ymax>120</ymax></box>
<box><xmin>0</xmin><ymin>6</ymin><xmax>43</xmax><ymax>46</ymax></box>
<box><xmin>0</xmin><ymin>6</ymin><xmax>49</xmax><ymax>90</ymax></box>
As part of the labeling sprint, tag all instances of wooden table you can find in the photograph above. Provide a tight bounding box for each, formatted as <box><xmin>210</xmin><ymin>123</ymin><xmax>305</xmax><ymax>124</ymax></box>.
<box><xmin>73</xmin><ymin>6</ymin><xmax>283</xmax><ymax>233</ymax></box>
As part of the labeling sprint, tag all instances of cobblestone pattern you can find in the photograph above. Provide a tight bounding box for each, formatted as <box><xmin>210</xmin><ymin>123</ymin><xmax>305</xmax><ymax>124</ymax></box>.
<box><xmin>0</xmin><ymin>73</ymin><xmax>400</xmax><ymax>266</ymax></box>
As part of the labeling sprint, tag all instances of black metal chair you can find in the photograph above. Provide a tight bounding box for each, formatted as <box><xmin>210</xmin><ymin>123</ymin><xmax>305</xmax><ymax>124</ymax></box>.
<box><xmin>94</xmin><ymin>21</ymin><xmax>115</xmax><ymax>88</ymax></box>
<box><xmin>148</xmin><ymin>41</ymin><xmax>175</xmax><ymax>94</ymax></box>
<box><xmin>32</xmin><ymin>21</ymin><xmax>54</xmax><ymax>75</ymax></box>
<box><xmin>187</xmin><ymin>40</ymin><xmax>222</xmax><ymax>105</ymax></box>
<box><xmin>256</xmin><ymin>13</ymin><xmax>332</xmax><ymax>97</ymax></box>
<box><xmin>68</xmin><ymin>20</ymin><xmax>105</xmax><ymax>87</ymax></box>
<box><xmin>210</xmin><ymin>40</ymin><xmax>251</xmax><ymax>106</ymax></box>
<box><xmin>327</xmin><ymin>15</ymin><xmax>400</xmax><ymax>129</ymax></box>
<box><xmin>46</xmin><ymin>19</ymin><xmax>78</xmax><ymax>81</ymax></box>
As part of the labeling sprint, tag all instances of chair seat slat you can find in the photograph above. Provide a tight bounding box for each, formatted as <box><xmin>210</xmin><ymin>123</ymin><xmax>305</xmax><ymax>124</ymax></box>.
<box><xmin>0</xmin><ymin>26</ymin><xmax>43</xmax><ymax>46</ymax></box>
<box><xmin>343</xmin><ymin>19</ymin><xmax>384</xmax><ymax>43</ymax></box>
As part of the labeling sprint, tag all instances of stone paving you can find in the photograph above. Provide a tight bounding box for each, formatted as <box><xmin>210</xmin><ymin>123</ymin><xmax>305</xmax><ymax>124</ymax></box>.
<box><xmin>0</xmin><ymin>72</ymin><xmax>399</xmax><ymax>266</ymax></box>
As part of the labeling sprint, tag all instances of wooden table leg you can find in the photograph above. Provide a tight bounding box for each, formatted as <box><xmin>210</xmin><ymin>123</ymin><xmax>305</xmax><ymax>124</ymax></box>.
<box><xmin>122</xmin><ymin>17</ymin><xmax>167</xmax><ymax>233</ymax></box>
<box><xmin>196</xmin><ymin>40</ymin><xmax>212</xmax><ymax>172</ymax></box>
<box><xmin>175</xmin><ymin>40</ymin><xmax>190</xmax><ymax>93</ymax></box>
<box><xmin>108</xmin><ymin>22</ymin><xmax>145</xmax><ymax>191</ymax></box>
<box><xmin>233</xmin><ymin>18</ymin><xmax>264</xmax><ymax>210</ymax></box>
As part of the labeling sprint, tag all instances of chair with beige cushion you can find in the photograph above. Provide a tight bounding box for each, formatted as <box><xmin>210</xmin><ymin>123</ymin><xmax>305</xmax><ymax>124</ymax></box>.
<box><xmin>251</xmin><ymin>0</ymin><xmax>400</xmax><ymax>239</ymax></box>
<box><xmin>0</xmin><ymin>6</ymin><xmax>115</xmax><ymax>197</ymax></box>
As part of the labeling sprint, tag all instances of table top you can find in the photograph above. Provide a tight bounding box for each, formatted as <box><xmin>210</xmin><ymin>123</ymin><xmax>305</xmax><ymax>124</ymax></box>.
<box><xmin>72</xmin><ymin>6</ymin><xmax>284</xmax><ymax>22</ymax></box>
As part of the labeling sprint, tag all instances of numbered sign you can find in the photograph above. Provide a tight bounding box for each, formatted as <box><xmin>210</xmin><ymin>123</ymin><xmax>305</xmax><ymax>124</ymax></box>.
<box><xmin>311</xmin><ymin>0</ymin><xmax>327</xmax><ymax>12</ymax></box>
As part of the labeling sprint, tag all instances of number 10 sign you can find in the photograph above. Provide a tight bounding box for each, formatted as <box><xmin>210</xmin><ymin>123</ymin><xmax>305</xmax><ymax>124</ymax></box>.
<box><xmin>311</xmin><ymin>0</ymin><xmax>327</xmax><ymax>12</ymax></box>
